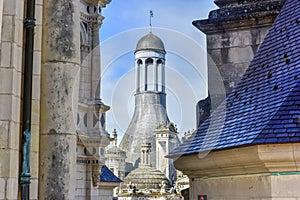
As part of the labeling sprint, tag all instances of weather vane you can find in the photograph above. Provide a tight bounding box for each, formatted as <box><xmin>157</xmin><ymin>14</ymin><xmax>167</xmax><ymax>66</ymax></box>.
<box><xmin>149</xmin><ymin>10</ymin><xmax>153</xmax><ymax>32</ymax></box>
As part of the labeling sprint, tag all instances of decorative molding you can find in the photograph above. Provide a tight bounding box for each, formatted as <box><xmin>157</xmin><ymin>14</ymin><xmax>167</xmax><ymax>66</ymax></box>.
<box><xmin>174</xmin><ymin>143</ymin><xmax>300</xmax><ymax>179</ymax></box>
<box><xmin>80</xmin><ymin>11</ymin><xmax>104</xmax><ymax>25</ymax></box>
<box><xmin>92</xmin><ymin>164</ymin><xmax>102</xmax><ymax>186</ymax></box>
<box><xmin>77</xmin><ymin>133</ymin><xmax>110</xmax><ymax>147</ymax></box>
<box><xmin>81</xmin><ymin>0</ymin><xmax>111</xmax><ymax>7</ymax></box>
<box><xmin>99</xmin><ymin>0</ymin><xmax>112</xmax><ymax>8</ymax></box>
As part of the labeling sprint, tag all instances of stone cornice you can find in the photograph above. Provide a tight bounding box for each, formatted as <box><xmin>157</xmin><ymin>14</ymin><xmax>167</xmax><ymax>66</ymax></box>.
<box><xmin>193</xmin><ymin>14</ymin><xmax>277</xmax><ymax>34</ymax></box>
<box><xmin>98</xmin><ymin>181</ymin><xmax>120</xmax><ymax>189</ymax></box>
<box><xmin>194</xmin><ymin>0</ymin><xmax>285</xmax><ymax>34</ymax></box>
<box><xmin>77</xmin><ymin>133</ymin><xmax>110</xmax><ymax>147</ymax></box>
<box><xmin>174</xmin><ymin>143</ymin><xmax>300</xmax><ymax>178</ymax></box>
<box><xmin>99</xmin><ymin>0</ymin><xmax>112</xmax><ymax>8</ymax></box>
<box><xmin>82</xmin><ymin>0</ymin><xmax>111</xmax><ymax>7</ymax></box>
<box><xmin>80</xmin><ymin>11</ymin><xmax>104</xmax><ymax>25</ymax></box>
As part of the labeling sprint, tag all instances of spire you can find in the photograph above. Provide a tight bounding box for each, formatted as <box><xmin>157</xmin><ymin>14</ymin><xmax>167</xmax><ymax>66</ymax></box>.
<box><xmin>149</xmin><ymin>10</ymin><xmax>153</xmax><ymax>32</ymax></box>
<box><xmin>112</xmin><ymin>128</ymin><xmax>117</xmax><ymax>146</ymax></box>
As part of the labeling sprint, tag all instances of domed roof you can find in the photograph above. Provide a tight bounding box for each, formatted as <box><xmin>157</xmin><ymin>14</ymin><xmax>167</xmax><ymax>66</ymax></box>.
<box><xmin>135</xmin><ymin>32</ymin><xmax>166</xmax><ymax>53</ymax></box>
<box><xmin>123</xmin><ymin>165</ymin><xmax>169</xmax><ymax>190</ymax></box>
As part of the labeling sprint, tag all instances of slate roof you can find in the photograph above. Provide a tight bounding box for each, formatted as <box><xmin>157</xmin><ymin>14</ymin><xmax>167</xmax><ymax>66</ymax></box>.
<box><xmin>100</xmin><ymin>165</ymin><xmax>122</xmax><ymax>182</ymax></box>
<box><xmin>169</xmin><ymin>0</ymin><xmax>300</xmax><ymax>157</ymax></box>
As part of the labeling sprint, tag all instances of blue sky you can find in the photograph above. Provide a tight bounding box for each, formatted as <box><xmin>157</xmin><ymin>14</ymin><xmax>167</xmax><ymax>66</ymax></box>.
<box><xmin>100</xmin><ymin>1</ymin><xmax>217</xmax><ymax>140</ymax></box>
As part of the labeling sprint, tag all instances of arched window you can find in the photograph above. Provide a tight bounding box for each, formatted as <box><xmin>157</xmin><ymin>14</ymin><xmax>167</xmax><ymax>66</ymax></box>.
<box><xmin>145</xmin><ymin>58</ymin><xmax>153</xmax><ymax>65</ymax></box>
<box><xmin>137</xmin><ymin>59</ymin><xmax>142</xmax><ymax>65</ymax></box>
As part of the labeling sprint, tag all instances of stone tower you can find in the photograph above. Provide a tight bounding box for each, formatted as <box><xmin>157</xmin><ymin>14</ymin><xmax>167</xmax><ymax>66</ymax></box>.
<box><xmin>193</xmin><ymin>0</ymin><xmax>285</xmax><ymax>125</ymax></box>
<box><xmin>155</xmin><ymin>122</ymin><xmax>180</xmax><ymax>184</ymax></box>
<box><xmin>75</xmin><ymin>0</ymin><xmax>114</xmax><ymax>199</ymax></box>
<box><xmin>105</xmin><ymin>129</ymin><xmax>127</xmax><ymax>180</ymax></box>
<box><xmin>119</xmin><ymin>32</ymin><xmax>170</xmax><ymax>173</ymax></box>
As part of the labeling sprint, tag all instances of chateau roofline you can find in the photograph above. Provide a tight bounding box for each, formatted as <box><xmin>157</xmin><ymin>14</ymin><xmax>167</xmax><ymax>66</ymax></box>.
<box><xmin>173</xmin><ymin>143</ymin><xmax>300</xmax><ymax>178</ymax></box>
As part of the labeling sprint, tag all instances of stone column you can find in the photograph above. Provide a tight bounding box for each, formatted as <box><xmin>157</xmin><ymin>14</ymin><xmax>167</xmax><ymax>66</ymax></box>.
<box><xmin>157</xmin><ymin>62</ymin><xmax>162</xmax><ymax>92</ymax></box>
<box><xmin>162</xmin><ymin>62</ymin><xmax>165</xmax><ymax>93</ymax></box>
<box><xmin>39</xmin><ymin>0</ymin><xmax>80</xmax><ymax>199</ymax></box>
<box><xmin>140</xmin><ymin>59</ymin><xmax>146</xmax><ymax>91</ymax></box>
<box><xmin>144</xmin><ymin>63</ymin><xmax>148</xmax><ymax>91</ymax></box>
<box><xmin>154</xmin><ymin>60</ymin><xmax>158</xmax><ymax>91</ymax></box>
<box><xmin>0</xmin><ymin>0</ymin><xmax>3</xmax><ymax>43</ymax></box>
<box><xmin>141</xmin><ymin>150</ymin><xmax>144</xmax><ymax>164</ymax></box>
<box><xmin>91</xmin><ymin>21</ymin><xmax>101</xmax><ymax>100</ymax></box>
<box><xmin>136</xmin><ymin>61</ymin><xmax>140</xmax><ymax>92</ymax></box>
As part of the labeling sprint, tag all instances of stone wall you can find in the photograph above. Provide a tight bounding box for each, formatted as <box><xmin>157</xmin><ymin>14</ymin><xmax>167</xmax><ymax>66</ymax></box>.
<box><xmin>30</xmin><ymin>0</ymin><xmax>43</xmax><ymax>198</ymax></box>
<box><xmin>174</xmin><ymin>143</ymin><xmax>300</xmax><ymax>200</ymax></box>
<box><xmin>190</xmin><ymin>173</ymin><xmax>300</xmax><ymax>200</ymax></box>
<box><xmin>0</xmin><ymin>0</ymin><xmax>42</xmax><ymax>198</ymax></box>
<box><xmin>0</xmin><ymin>0</ymin><xmax>24</xmax><ymax>199</ymax></box>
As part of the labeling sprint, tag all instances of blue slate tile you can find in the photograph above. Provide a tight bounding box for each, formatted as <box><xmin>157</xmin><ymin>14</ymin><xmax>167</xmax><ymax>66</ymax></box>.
<box><xmin>168</xmin><ymin>0</ymin><xmax>300</xmax><ymax>158</ymax></box>
<box><xmin>100</xmin><ymin>165</ymin><xmax>122</xmax><ymax>182</ymax></box>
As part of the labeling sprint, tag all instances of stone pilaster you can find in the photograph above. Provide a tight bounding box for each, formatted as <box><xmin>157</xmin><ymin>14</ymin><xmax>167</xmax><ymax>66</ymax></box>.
<box><xmin>91</xmin><ymin>21</ymin><xmax>102</xmax><ymax>100</ymax></box>
<box><xmin>30</xmin><ymin>0</ymin><xmax>43</xmax><ymax>199</ymax></box>
<box><xmin>0</xmin><ymin>0</ymin><xmax>3</xmax><ymax>43</ymax></box>
<box><xmin>39</xmin><ymin>0</ymin><xmax>80</xmax><ymax>199</ymax></box>
<box><xmin>75</xmin><ymin>1</ymin><xmax>111</xmax><ymax>199</ymax></box>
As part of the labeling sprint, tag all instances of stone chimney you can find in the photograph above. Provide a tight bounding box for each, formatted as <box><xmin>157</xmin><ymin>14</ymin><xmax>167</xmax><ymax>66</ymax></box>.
<box><xmin>194</xmin><ymin>0</ymin><xmax>285</xmax><ymax>121</ymax></box>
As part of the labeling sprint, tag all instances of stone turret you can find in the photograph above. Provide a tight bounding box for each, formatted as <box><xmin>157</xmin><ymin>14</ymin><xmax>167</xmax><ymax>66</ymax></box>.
<box><xmin>122</xmin><ymin>143</ymin><xmax>170</xmax><ymax>191</ymax></box>
<box><xmin>155</xmin><ymin>122</ymin><xmax>180</xmax><ymax>183</ymax></box>
<box><xmin>119</xmin><ymin>32</ymin><xmax>171</xmax><ymax>173</ymax></box>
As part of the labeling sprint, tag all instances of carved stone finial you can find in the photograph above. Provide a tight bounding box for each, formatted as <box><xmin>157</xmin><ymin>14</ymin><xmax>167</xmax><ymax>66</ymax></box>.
<box><xmin>99</xmin><ymin>0</ymin><xmax>111</xmax><ymax>7</ymax></box>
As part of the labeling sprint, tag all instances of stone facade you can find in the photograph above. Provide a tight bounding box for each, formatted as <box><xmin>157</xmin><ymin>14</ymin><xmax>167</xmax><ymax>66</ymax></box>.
<box><xmin>0</xmin><ymin>0</ymin><xmax>39</xmax><ymax>199</ymax></box>
<box><xmin>75</xmin><ymin>0</ymin><xmax>114</xmax><ymax>199</ymax></box>
<box><xmin>174</xmin><ymin>144</ymin><xmax>300</xmax><ymax>199</ymax></box>
<box><xmin>0</xmin><ymin>0</ymin><xmax>113</xmax><ymax>199</ymax></box>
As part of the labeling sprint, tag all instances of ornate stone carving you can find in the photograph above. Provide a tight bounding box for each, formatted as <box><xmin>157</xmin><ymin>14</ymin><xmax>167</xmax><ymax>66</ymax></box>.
<box><xmin>92</xmin><ymin>164</ymin><xmax>102</xmax><ymax>187</ymax></box>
